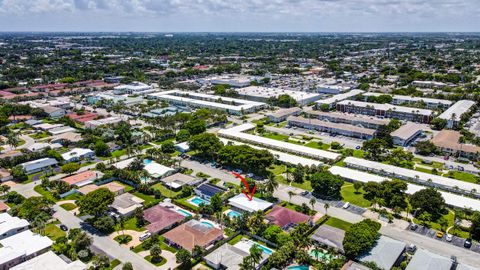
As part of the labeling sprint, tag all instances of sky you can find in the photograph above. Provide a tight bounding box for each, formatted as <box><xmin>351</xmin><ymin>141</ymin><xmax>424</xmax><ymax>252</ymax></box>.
<box><xmin>0</xmin><ymin>0</ymin><xmax>479</xmax><ymax>32</ymax></box>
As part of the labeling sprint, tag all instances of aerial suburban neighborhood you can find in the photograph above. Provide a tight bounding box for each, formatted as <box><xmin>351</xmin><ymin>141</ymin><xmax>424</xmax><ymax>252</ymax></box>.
<box><xmin>1</xmin><ymin>2</ymin><xmax>480</xmax><ymax>270</ymax></box>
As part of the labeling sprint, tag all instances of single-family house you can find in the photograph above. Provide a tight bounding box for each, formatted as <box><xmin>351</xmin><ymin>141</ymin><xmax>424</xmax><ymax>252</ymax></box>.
<box><xmin>163</xmin><ymin>219</ymin><xmax>224</xmax><ymax>252</ymax></box>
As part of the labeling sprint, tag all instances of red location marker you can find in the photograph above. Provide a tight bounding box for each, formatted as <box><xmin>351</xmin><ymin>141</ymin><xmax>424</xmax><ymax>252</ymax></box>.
<box><xmin>232</xmin><ymin>172</ymin><xmax>256</xmax><ymax>201</ymax></box>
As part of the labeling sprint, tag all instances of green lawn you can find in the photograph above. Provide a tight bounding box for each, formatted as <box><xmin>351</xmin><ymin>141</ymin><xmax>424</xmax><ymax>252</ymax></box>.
<box><xmin>262</xmin><ymin>132</ymin><xmax>291</xmax><ymax>141</ymax></box>
<box><xmin>114</xmin><ymin>181</ymin><xmax>134</xmax><ymax>192</ymax></box>
<box><xmin>111</xmin><ymin>149</ymin><xmax>126</xmax><ymax>158</ymax></box>
<box><xmin>445</xmin><ymin>171</ymin><xmax>480</xmax><ymax>184</ymax></box>
<box><xmin>114</xmin><ymin>216</ymin><xmax>146</xmax><ymax>232</ymax></box>
<box><xmin>228</xmin><ymin>234</ymin><xmax>243</xmax><ymax>245</ymax></box>
<box><xmin>133</xmin><ymin>235</ymin><xmax>177</xmax><ymax>253</ymax></box>
<box><xmin>415</xmin><ymin>166</ymin><xmax>433</xmax><ymax>174</ymax></box>
<box><xmin>30</xmin><ymin>132</ymin><xmax>50</xmax><ymax>140</ymax></box>
<box><xmin>144</xmin><ymin>255</ymin><xmax>167</xmax><ymax>266</ymax></box>
<box><xmin>132</xmin><ymin>192</ymin><xmax>160</xmax><ymax>205</ymax></box>
<box><xmin>352</xmin><ymin>150</ymin><xmax>365</xmax><ymax>158</ymax></box>
<box><xmin>413</xmin><ymin>210</ymin><xmax>470</xmax><ymax>238</ymax></box>
<box><xmin>59</xmin><ymin>203</ymin><xmax>77</xmax><ymax>211</ymax></box>
<box><xmin>114</xmin><ymin>234</ymin><xmax>133</xmax><ymax>244</ymax></box>
<box><xmin>268</xmin><ymin>164</ymin><xmax>286</xmax><ymax>175</ymax></box>
<box><xmin>276</xmin><ymin>175</ymin><xmax>313</xmax><ymax>191</ymax></box>
<box><xmin>304</xmin><ymin>141</ymin><xmax>331</xmax><ymax>150</ymax></box>
<box><xmin>43</xmin><ymin>223</ymin><xmax>66</xmax><ymax>240</ymax></box>
<box><xmin>324</xmin><ymin>217</ymin><xmax>352</xmax><ymax>231</ymax></box>
<box><xmin>34</xmin><ymin>185</ymin><xmax>58</xmax><ymax>202</ymax></box>
<box><xmin>340</xmin><ymin>184</ymin><xmax>372</xmax><ymax>208</ymax></box>
<box><xmin>151</xmin><ymin>183</ymin><xmax>180</xmax><ymax>198</ymax></box>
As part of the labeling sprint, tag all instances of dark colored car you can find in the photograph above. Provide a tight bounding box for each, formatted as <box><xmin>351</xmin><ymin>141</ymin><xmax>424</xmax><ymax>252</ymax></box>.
<box><xmin>464</xmin><ymin>238</ymin><xmax>472</xmax><ymax>249</ymax></box>
<box><xmin>60</xmin><ymin>224</ymin><xmax>68</xmax><ymax>231</ymax></box>
<box><xmin>410</xmin><ymin>224</ymin><xmax>418</xmax><ymax>231</ymax></box>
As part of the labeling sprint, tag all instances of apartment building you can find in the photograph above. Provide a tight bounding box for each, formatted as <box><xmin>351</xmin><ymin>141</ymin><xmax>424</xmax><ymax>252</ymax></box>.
<box><xmin>287</xmin><ymin>116</ymin><xmax>376</xmax><ymax>139</ymax></box>
<box><xmin>305</xmin><ymin>110</ymin><xmax>390</xmax><ymax>129</ymax></box>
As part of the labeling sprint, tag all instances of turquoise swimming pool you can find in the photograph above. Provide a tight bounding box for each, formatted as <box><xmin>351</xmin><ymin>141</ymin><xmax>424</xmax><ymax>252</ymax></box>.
<box><xmin>176</xmin><ymin>209</ymin><xmax>192</xmax><ymax>217</ymax></box>
<box><xmin>227</xmin><ymin>210</ymin><xmax>242</xmax><ymax>218</ymax></box>
<box><xmin>189</xmin><ymin>196</ymin><xmax>210</xmax><ymax>206</ymax></box>
<box><xmin>201</xmin><ymin>221</ymin><xmax>214</xmax><ymax>228</ymax></box>
<box><xmin>254</xmin><ymin>243</ymin><xmax>273</xmax><ymax>255</ymax></box>
<box><xmin>143</xmin><ymin>159</ymin><xmax>153</xmax><ymax>165</ymax></box>
<box><xmin>287</xmin><ymin>266</ymin><xmax>309</xmax><ymax>270</ymax></box>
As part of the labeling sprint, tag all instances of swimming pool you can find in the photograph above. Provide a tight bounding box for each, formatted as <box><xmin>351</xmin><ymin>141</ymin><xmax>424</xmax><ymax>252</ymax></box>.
<box><xmin>227</xmin><ymin>210</ymin><xmax>242</xmax><ymax>218</ymax></box>
<box><xmin>287</xmin><ymin>266</ymin><xmax>309</xmax><ymax>270</ymax></box>
<box><xmin>189</xmin><ymin>196</ymin><xmax>210</xmax><ymax>206</ymax></box>
<box><xmin>176</xmin><ymin>209</ymin><xmax>192</xmax><ymax>217</ymax></box>
<box><xmin>254</xmin><ymin>243</ymin><xmax>273</xmax><ymax>255</ymax></box>
<box><xmin>201</xmin><ymin>221</ymin><xmax>214</xmax><ymax>228</ymax></box>
<box><xmin>143</xmin><ymin>159</ymin><xmax>153</xmax><ymax>165</ymax></box>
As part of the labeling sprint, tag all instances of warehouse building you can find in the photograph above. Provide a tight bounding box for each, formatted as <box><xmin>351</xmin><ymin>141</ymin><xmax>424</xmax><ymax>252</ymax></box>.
<box><xmin>336</xmin><ymin>100</ymin><xmax>434</xmax><ymax>123</ymax></box>
<box><xmin>287</xmin><ymin>116</ymin><xmax>376</xmax><ymax>139</ymax></box>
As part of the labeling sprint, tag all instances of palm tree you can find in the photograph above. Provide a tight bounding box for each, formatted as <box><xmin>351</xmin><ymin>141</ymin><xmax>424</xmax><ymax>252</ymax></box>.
<box><xmin>6</xmin><ymin>133</ymin><xmax>19</xmax><ymax>149</ymax></box>
<box><xmin>287</xmin><ymin>190</ymin><xmax>295</xmax><ymax>203</ymax></box>
<box><xmin>249</xmin><ymin>245</ymin><xmax>262</xmax><ymax>267</ymax></box>
<box><xmin>324</xmin><ymin>203</ymin><xmax>330</xmax><ymax>216</ymax></box>
<box><xmin>265</xmin><ymin>174</ymin><xmax>279</xmax><ymax>196</ymax></box>
<box><xmin>309</xmin><ymin>198</ymin><xmax>316</xmax><ymax>211</ymax></box>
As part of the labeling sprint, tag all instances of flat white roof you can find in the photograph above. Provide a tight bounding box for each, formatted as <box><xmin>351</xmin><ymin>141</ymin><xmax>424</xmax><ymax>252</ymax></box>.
<box><xmin>329</xmin><ymin>166</ymin><xmax>480</xmax><ymax>211</ymax></box>
<box><xmin>316</xmin><ymin>89</ymin><xmax>365</xmax><ymax>105</ymax></box>
<box><xmin>218</xmin><ymin>124</ymin><xmax>341</xmax><ymax>161</ymax></box>
<box><xmin>337</xmin><ymin>100</ymin><xmax>434</xmax><ymax>116</ymax></box>
<box><xmin>362</xmin><ymin>92</ymin><xmax>453</xmax><ymax>106</ymax></box>
<box><xmin>61</xmin><ymin>148</ymin><xmax>94</xmax><ymax>160</ymax></box>
<box><xmin>0</xmin><ymin>230</ymin><xmax>52</xmax><ymax>265</ymax></box>
<box><xmin>228</xmin><ymin>194</ymin><xmax>273</xmax><ymax>212</ymax></box>
<box><xmin>236</xmin><ymin>86</ymin><xmax>322</xmax><ymax>102</ymax></box>
<box><xmin>344</xmin><ymin>157</ymin><xmax>480</xmax><ymax>195</ymax></box>
<box><xmin>0</xmin><ymin>213</ymin><xmax>29</xmax><ymax>236</ymax></box>
<box><xmin>10</xmin><ymin>251</ymin><xmax>86</xmax><ymax>270</ymax></box>
<box><xmin>438</xmin><ymin>100</ymin><xmax>476</xmax><ymax>121</ymax></box>
<box><xmin>220</xmin><ymin>138</ymin><xmax>322</xmax><ymax>167</ymax></box>
<box><xmin>144</xmin><ymin>161</ymin><xmax>175</xmax><ymax>178</ymax></box>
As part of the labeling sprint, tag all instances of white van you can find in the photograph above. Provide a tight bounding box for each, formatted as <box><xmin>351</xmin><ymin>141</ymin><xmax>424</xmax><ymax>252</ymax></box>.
<box><xmin>139</xmin><ymin>232</ymin><xmax>151</xmax><ymax>241</ymax></box>
<box><xmin>342</xmin><ymin>202</ymin><xmax>350</xmax><ymax>209</ymax></box>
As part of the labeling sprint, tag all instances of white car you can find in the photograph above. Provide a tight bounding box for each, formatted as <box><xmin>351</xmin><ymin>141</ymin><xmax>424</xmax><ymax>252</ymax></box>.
<box><xmin>342</xmin><ymin>202</ymin><xmax>350</xmax><ymax>209</ymax></box>
<box><xmin>139</xmin><ymin>232</ymin><xmax>151</xmax><ymax>241</ymax></box>
<box><xmin>446</xmin><ymin>234</ymin><xmax>453</xmax><ymax>242</ymax></box>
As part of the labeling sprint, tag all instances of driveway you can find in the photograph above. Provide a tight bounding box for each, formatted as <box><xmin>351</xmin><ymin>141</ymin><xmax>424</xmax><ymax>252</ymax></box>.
<box><xmin>109</xmin><ymin>230</ymin><xmax>146</xmax><ymax>249</ymax></box>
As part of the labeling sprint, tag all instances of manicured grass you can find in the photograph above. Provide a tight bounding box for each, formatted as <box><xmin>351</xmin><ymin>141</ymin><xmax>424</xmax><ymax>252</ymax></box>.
<box><xmin>144</xmin><ymin>255</ymin><xmax>167</xmax><ymax>266</ymax></box>
<box><xmin>34</xmin><ymin>185</ymin><xmax>58</xmax><ymax>202</ymax></box>
<box><xmin>304</xmin><ymin>141</ymin><xmax>331</xmax><ymax>150</ymax></box>
<box><xmin>114</xmin><ymin>181</ymin><xmax>134</xmax><ymax>192</ymax></box>
<box><xmin>132</xmin><ymin>192</ymin><xmax>160</xmax><ymax>205</ymax></box>
<box><xmin>352</xmin><ymin>150</ymin><xmax>365</xmax><ymax>158</ymax></box>
<box><xmin>324</xmin><ymin>217</ymin><xmax>352</xmax><ymax>231</ymax></box>
<box><xmin>110</xmin><ymin>259</ymin><xmax>121</xmax><ymax>268</ymax></box>
<box><xmin>111</xmin><ymin>149</ymin><xmax>126</xmax><ymax>158</ymax></box>
<box><xmin>43</xmin><ymin>223</ymin><xmax>66</xmax><ymax>240</ymax></box>
<box><xmin>262</xmin><ymin>132</ymin><xmax>290</xmax><ymax>141</ymax></box>
<box><xmin>340</xmin><ymin>184</ymin><xmax>372</xmax><ymax>208</ymax></box>
<box><xmin>114</xmin><ymin>234</ymin><xmax>133</xmax><ymax>244</ymax></box>
<box><xmin>196</xmin><ymin>172</ymin><xmax>210</xmax><ymax>178</ymax></box>
<box><xmin>276</xmin><ymin>175</ymin><xmax>312</xmax><ymax>191</ymax></box>
<box><xmin>446</xmin><ymin>171</ymin><xmax>480</xmax><ymax>184</ymax></box>
<box><xmin>30</xmin><ymin>132</ymin><xmax>49</xmax><ymax>139</ymax></box>
<box><xmin>60</xmin><ymin>203</ymin><xmax>77</xmax><ymax>211</ymax></box>
<box><xmin>413</xmin><ymin>210</ymin><xmax>470</xmax><ymax>238</ymax></box>
<box><xmin>415</xmin><ymin>167</ymin><xmax>433</xmax><ymax>174</ymax></box>
<box><xmin>228</xmin><ymin>234</ymin><xmax>243</xmax><ymax>245</ymax></box>
<box><xmin>133</xmin><ymin>236</ymin><xmax>177</xmax><ymax>254</ymax></box>
<box><xmin>268</xmin><ymin>164</ymin><xmax>286</xmax><ymax>175</ymax></box>
<box><xmin>280</xmin><ymin>201</ymin><xmax>316</xmax><ymax>215</ymax></box>
<box><xmin>114</xmin><ymin>216</ymin><xmax>146</xmax><ymax>232</ymax></box>
<box><xmin>151</xmin><ymin>183</ymin><xmax>180</xmax><ymax>198</ymax></box>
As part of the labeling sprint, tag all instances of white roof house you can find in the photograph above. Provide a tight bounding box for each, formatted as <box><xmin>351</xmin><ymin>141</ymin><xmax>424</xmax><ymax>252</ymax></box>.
<box><xmin>110</xmin><ymin>193</ymin><xmax>144</xmax><ymax>217</ymax></box>
<box><xmin>218</xmin><ymin>124</ymin><xmax>341</xmax><ymax>161</ymax></box>
<box><xmin>10</xmin><ymin>251</ymin><xmax>86</xmax><ymax>270</ymax></box>
<box><xmin>61</xmin><ymin>148</ymin><xmax>95</xmax><ymax>162</ymax></box>
<box><xmin>344</xmin><ymin>157</ymin><xmax>480</xmax><ymax>197</ymax></box>
<box><xmin>220</xmin><ymin>138</ymin><xmax>322</xmax><ymax>167</ymax></box>
<box><xmin>48</xmin><ymin>126</ymin><xmax>77</xmax><ymax>135</ymax></box>
<box><xmin>358</xmin><ymin>235</ymin><xmax>406</xmax><ymax>270</ymax></box>
<box><xmin>0</xmin><ymin>230</ymin><xmax>53</xmax><ymax>267</ymax></box>
<box><xmin>405</xmin><ymin>249</ymin><xmax>452</xmax><ymax>270</ymax></box>
<box><xmin>84</xmin><ymin>116</ymin><xmax>123</xmax><ymax>129</ymax></box>
<box><xmin>144</xmin><ymin>161</ymin><xmax>175</xmax><ymax>179</ymax></box>
<box><xmin>329</xmin><ymin>166</ymin><xmax>480</xmax><ymax>211</ymax></box>
<box><xmin>20</xmin><ymin>158</ymin><xmax>58</xmax><ymax>174</ymax></box>
<box><xmin>0</xmin><ymin>213</ymin><xmax>30</xmax><ymax>240</ymax></box>
<box><xmin>228</xmin><ymin>194</ymin><xmax>273</xmax><ymax>213</ymax></box>
<box><xmin>26</xmin><ymin>142</ymin><xmax>62</xmax><ymax>152</ymax></box>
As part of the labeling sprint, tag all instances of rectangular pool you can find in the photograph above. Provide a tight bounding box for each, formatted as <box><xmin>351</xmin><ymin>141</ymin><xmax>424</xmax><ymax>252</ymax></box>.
<box><xmin>188</xmin><ymin>196</ymin><xmax>210</xmax><ymax>206</ymax></box>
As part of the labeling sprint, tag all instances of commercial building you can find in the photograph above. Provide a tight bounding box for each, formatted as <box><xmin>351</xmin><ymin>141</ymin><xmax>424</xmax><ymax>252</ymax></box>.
<box><xmin>19</xmin><ymin>158</ymin><xmax>58</xmax><ymax>174</ymax></box>
<box><xmin>391</xmin><ymin>123</ymin><xmax>424</xmax><ymax>146</ymax></box>
<box><xmin>267</xmin><ymin>107</ymin><xmax>302</xmax><ymax>123</ymax></box>
<box><xmin>287</xmin><ymin>116</ymin><xmax>377</xmax><ymax>139</ymax></box>
<box><xmin>0</xmin><ymin>213</ymin><xmax>29</xmax><ymax>240</ymax></box>
<box><xmin>305</xmin><ymin>110</ymin><xmax>389</xmax><ymax>129</ymax></box>
<box><xmin>228</xmin><ymin>194</ymin><xmax>273</xmax><ymax>213</ymax></box>
<box><xmin>209</xmin><ymin>75</ymin><xmax>252</xmax><ymax>88</ymax></box>
<box><xmin>431</xmin><ymin>130</ymin><xmax>480</xmax><ymax>160</ymax></box>
<box><xmin>315</xmin><ymin>89</ymin><xmax>365</xmax><ymax>109</ymax></box>
<box><xmin>336</xmin><ymin>100</ymin><xmax>434</xmax><ymax>123</ymax></box>
<box><xmin>438</xmin><ymin>100</ymin><xmax>476</xmax><ymax>128</ymax></box>
<box><xmin>357</xmin><ymin>235</ymin><xmax>405</xmax><ymax>270</ymax></box>
<box><xmin>84</xmin><ymin>116</ymin><xmax>123</xmax><ymax>129</ymax></box>
<box><xmin>362</xmin><ymin>92</ymin><xmax>453</xmax><ymax>109</ymax></box>
<box><xmin>218</xmin><ymin>124</ymin><xmax>341</xmax><ymax>162</ymax></box>
<box><xmin>163</xmin><ymin>219</ymin><xmax>224</xmax><ymax>252</ymax></box>
<box><xmin>61</xmin><ymin>148</ymin><xmax>95</xmax><ymax>163</ymax></box>
<box><xmin>343</xmin><ymin>157</ymin><xmax>480</xmax><ymax>198</ymax></box>
<box><xmin>113</xmin><ymin>82</ymin><xmax>154</xmax><ymax>95</ymax></box>
<box><xmin>10</xmin><ymin>251</ymin><xmax>86</xmax><ymax>270</ymax></box>
<box><xmin>316</xmin><ymin>83</ymin><xmax>352</xmax><ymax>94</ymax></box>
<box><xmin>148</xmin><ymin>91</ymin><xmax>266</xmax><ymax>115</ymax></box>
<box><xmin>0</xmin><ymin>230</ymin><xmax>53</xmax><ymax>270</ymax></box>
<box><xmin>236</xmin><ymin>86</ymin><xmax>322</xmax><ymax>105</ymax></box>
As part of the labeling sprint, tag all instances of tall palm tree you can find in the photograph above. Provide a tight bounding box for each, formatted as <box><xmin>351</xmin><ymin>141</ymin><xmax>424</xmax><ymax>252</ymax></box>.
<box><xmin>324</xmin><ymin>203</ymin><xmax>330</xmax><ymax>216</ymax></box>
<box><xmin>249</xmin><ymin>245</ymin><xmax>263</xmax><ymax>267</ymax></box>
<box><xmin>309</xmin><ymin>198</ymin><xmax>316</xmax><ymax>211</ymax></box>
<box><xmin>6</xmin><ymin>133</ymin><xmax>19</xmax><ymax>149</ymax></box>
<box><xmin>287</xmin><ymin>190</ymin><xmax>295</xmax><ymax>203</ymax></box>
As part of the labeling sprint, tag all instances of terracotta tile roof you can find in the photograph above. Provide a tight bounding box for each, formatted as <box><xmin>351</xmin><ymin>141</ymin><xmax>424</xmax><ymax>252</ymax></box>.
<box><xmin>144</xmin><ymin>205</ymin><xmax>185</xmax><ymax>234</ymax></box>
<box><xmin>266</xmin><ymin>205</ymin><xmax>310</xmax><ymax>228</ymax></box>
<box><xmin>61</xmin><ymin>170</ymin><xmax>97</xmax><ymax>186</ymax></box>
<box><xmin>163</xmin><ymin>219</ymin><xmax>223</xmax><ymax>251</ymax></box>
<box><xmin>431</xmin><ymin>130</ymin><xmax>480</xmax><ymax>154</ymax></box>
<box><xmin>77</xmin><ymin>182</ymin><xmax>125</xmax><ymax>195</ymax></box>
<box><xmin>0</xmin><ymin>201</ymin><xmax>9</xmax><ymax>212</ymax></box>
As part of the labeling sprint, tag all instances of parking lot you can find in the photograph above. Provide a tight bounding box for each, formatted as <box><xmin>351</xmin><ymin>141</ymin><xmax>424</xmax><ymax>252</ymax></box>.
<box><xmin>407</xmin><ymin>223</ymin><xmax>480</xmax><ymax>253</ymax></box>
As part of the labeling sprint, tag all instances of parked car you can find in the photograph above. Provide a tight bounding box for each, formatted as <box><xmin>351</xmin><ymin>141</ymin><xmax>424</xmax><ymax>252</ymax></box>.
<box><xmin>342</xmin><ymin>202</ymin><xmax>350</xmax><ymax>209</ymax></box>
<box><xmin>436</xmin><ymin>231</ymin><xmax>444</xmax><ymax>238</ymax></box>
<box><xmin>464</xmin><ymin>238</ymin><xmax>472</xmax><ymax>249</ymax></box>
<box><xmin>139</xmin><ymin>232</ymin><xmax>151</xmax><ymax>241</ymax></box>
<box><xmin>355</xmin><ymin>146</ymin><xmax>361</xmax><ymax>150</ymax></box>
<box><xmin>60</xmin><ymin>225</ymin><xmax>68</xmax><ymax>231</ymax></box>
<box><xmin>406</xmin><ymin>244</ymin><xmax>417</xmax><ymax>253</ymax></box>
<box><xmin>446</xmin><ymin>234</ymin><xmax>453</xmax><ymax>242</ymax></box>
<box><xmin>410</xmin><ymin>224</ymin><xmax>418</xmax><ymax>231</ymax></box>
<box><xmin>300</xmin><ymin>190</ymin><xmax>310</xmax><ymax>196</ymax></box>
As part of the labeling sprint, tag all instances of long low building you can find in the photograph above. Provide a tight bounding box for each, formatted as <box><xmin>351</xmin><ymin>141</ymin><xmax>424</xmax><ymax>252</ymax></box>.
<box><xmin>343</xmin><ymin>157</ymin><xmax>480</xmax><ymax>198</ymax></box>
<box><xmin>315</xmin><ymin>89</ymin><xmax>365</xmax><ymax>109</ymax></box>
<box><xmin>305</xmin><ymin>109</ymin><xmax>389</xmax><ymax>129</ymax></box>
<box><xmin>218</xmin><ymin>124</ymin><xmax>341</xmax><ymax>162</ymax></box>
<box><xmin>438</xmin><ymin>100</ymin><xmax>476</xmax><ymax>128</ymax></box>
<box><xmin>336</xmin><ymin>100</ymin><xmax>434</xmax><ymax>123</ymax></box>
<box><xmin>148</xmin><ymin>90</ymin><xmax>265</xmax><ymax>115</ymax></box>
<box><xmin>362</xmin><ymin>92</ymin><xmax>453</xmax><ymax>109</ymax></box>
<box><xmin>19</xmin><ymin>158</ymin><xmax>58</xmax><ymax>174</ymax></box>
<box><xmin>329</xmin><ymin>166</ymin><xmax>480</xmax><ymax>211</ymax></box>
<box><xmin>236</xmin><ymin>86</ymin><xmax>322</xmax><ymax>105</ymax></box>
<box><xmin>391</xmin><ymin>123</ymin><xmax>424</xmax><ymax>146</ymax></box>
<box><xmin>287</xmin><ymin>116</ymin><xmax>376</xmax><ymax>139</ymax></box>
<box><xmin>431</xmin><ymin>130</ymin><xmax>480</xmax><ymax>160</ymax></box>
